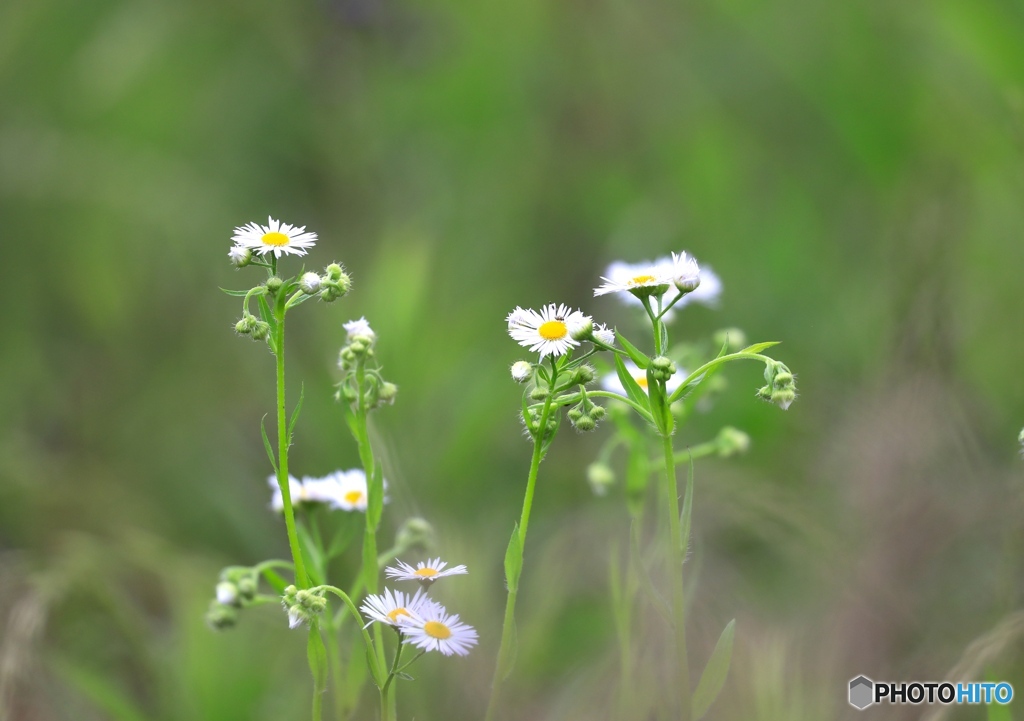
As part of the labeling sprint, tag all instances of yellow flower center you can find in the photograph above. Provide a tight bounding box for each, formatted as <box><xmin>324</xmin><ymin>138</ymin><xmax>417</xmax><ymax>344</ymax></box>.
<box><xmin>423</xmin><ymin>621</ymin><xmax>452</xmax><ymax>639</ymax></box>
<box><xmin>261</xmin><ymin>231</ymin><xmax>290</xmax><ymax>246</ymax></box>
<box><xmin>538</xmin><ymin>320</ymin><xmax>567</xmax><ymax>340</ymax></box>
<box><xmin>628</xmin><ymin>274</ymin><xmax>657</xmax><ymax>286</ymax></box>
<box><xmin>635</xmin><ymin>375</ymin><xmax>649</xmax><ymax>389</ymax></box>
<box><xmin>414</xmin><ymin>567</ymin><xmax>438</xmax><ymax>578</ymax></box>
<box><xmin>387</xmin><ymin>608</ymin><xmax>410</xmax><ymax>623</ymax></box>
<box><xmin>344</xmin><ymin>490</ymin><xmax>364</xmax><ymax>505</ymax></box>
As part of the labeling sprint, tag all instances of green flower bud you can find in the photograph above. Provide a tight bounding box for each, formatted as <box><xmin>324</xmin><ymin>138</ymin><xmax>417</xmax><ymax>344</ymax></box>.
<box><xmin>320</xmin><ymin>286</ymin><xmax>340</xmax><ymax>303</ymax></box>
<box><xmin>590</xmin><ymin>404</ymin><xmax>606</xmax><ymax>420</ymax></box>
<box><xmin>586</xmin><ymin>462</ymin><xmax>615</xmax><ymax>496</ymax></box>
<box><xmin>251</xmin><ymin>320</ymin><xmax>271</xmax><ymax>341</ymax></box>
<box><xmin>530</xmin><ymin>387</ymin><xmax>549</xmax><ymax>401</ymax></box>
<box><xmin>773</xmin><ymin>371</ymin><xmax>794</xmax><ymax>389</ymax></box>
<box><xmin>572</xmin><ymin>415</ymin><xmax>596</xmax><ymax>432</ymax></box>
<box><xmin>206</xmin><ymin>600</ymin><xmax>239</xmax><ymax>630</ymax></box>
<box><xmin>395</xmin><ymin>517</ymin><xmax>435</xmax><ymax>554</ymax></box>
<box><xmin>652</xmin><ymin>356</ymin><xmax>676</xmax><ymax>373</ymax></box>
<box><xmin>379</xmin><ymin>382</ymin><xmax>398</xmax><ymax>404</ymax></box>
<box><xmin>325</xmin><ymin>263</ymin><xmax>344</xmax><ymax>280</ymax></box>
<box><xmin>574</xmin><ymin>364</ymin><xmax>597</xmax><ymax>385</ymax></box>
<box><xmin>716</xmin><ymin>426</ymin><xmax>751</xmax><ymax>457</ymax></box>
<box><xmin>229</xmin><ymin>246</ymin><xmax>252</xmax><ymax>268</ymax></box>
<box><xmin>237</xmin><ymin>577</ymin><xmax>257</xmax><ymax>601</ymax></box>
<box><xmin>567</xmin><ymin>408</ymin><xmax>583</xmax><ymax>422</ymax></box>
<box><xmin>265</xmin><ymin>276</ymin><xmax>283</xmax><ymax>294</ymax></box>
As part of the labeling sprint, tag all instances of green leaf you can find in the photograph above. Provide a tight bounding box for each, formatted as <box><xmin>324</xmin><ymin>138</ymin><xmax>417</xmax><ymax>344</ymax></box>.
<box><xmin>615</xmin><ymin>355</ymin><xmax>651</xmax><ymax>412</ymax></box>
<box><xmin>288</xmin><ymin>382</ymin><xmax>305</xmax><ymax>438</ymax></box>
<box><xmin>260</xmin><ymin>567</ymin><xmax>288</xmax><ymax>594</ymax></box>
<box><xmin>739</xmin><ymin>341</ymin><xmax>780</xmax><ymax>354</ymax></box>
<box><xmin>307</xmin><ymin>624</ymin><xmax>329</xmax><ymax>699</ymax></box>
<box><xmin>257</xmin><ymin>293</ymin><xmax>277</xmax><ymax>334</ymax></box>
<box><xmin>366</xmin><ymin>461</ymin><xmax>385</xmax><ymax>530</ymax></box>
<box><xmin>219</xmin><ymin>287</ymin><xmax>253</xmax><ymax>297</ymax></box>
<box><xmin>396</xmin><ymin>672</ymin><xmax>415</xmax><ymax>681</ymax></box>
<box><xmin>615</xmin><ymin>331</ymin><xmax>651</xmax><ymax>368</ymax></box>
<box><xmin>692</xmin><ymin>619</ymin><xmax>736</xmax><ymax>720</ymax></box>
<box><xmin>646</xmin><ymin>369</ymin><xmax>672</xmax><ymax>437</ymax></box>
<box><xmin>260</xmin><ymin>415</ymin><xmax>278</xmax><ymax>474</ymax></box>
<box><xmin>504</xmin><ymin>524</ymin><xmax>523</xmax><ymax>593</ymax></box>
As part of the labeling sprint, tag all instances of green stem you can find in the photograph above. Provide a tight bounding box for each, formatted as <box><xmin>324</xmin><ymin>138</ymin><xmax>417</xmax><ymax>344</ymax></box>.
<box><xmin>274</xmin><ymin>309</ymin><xmax>309</xmax><ymax>588</ymax></box>
<box><xmin>667</xmin><ymin>352</ymin><xmax>773</xmax><ymax>404</ymax></box>
<box><xmin>650</xmin><ymin>440</ymin><xmax>719</xmax><ymax>468</ymax></box>
<box><xmin>380</xmin><ymin>636</ymin><xmax>405</xmax><ymax>717</ymax></box>
<box><xmin>316</xmin><ymin>586</ymin><xmax>384</xmax><ymax>687</ymax></box>
<box><xmin>662</xmin><ymin>433</ymin><xmax>691</xmax><ymax>721</ymax></box>
<box><xmin>485</xmin><ymin>378</ymin><xmax>556</xmax><ymax>721</ymax></box>
<box><xmin>324</xmin><ymin>626</ymin><xmax>347</xmax><ymax>721</ymax></box>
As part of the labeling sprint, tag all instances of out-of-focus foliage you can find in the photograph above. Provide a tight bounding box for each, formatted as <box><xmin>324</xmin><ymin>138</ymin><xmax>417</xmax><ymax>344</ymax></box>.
<box><xmin>2</xmin><ymin>0</ymin><xmax>1024</xmax><ymax>719</ymax></box>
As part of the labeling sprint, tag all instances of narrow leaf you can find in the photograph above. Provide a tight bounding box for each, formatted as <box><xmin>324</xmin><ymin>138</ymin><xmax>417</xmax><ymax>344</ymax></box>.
<box><xmin>257</xmin><ymin>294</ymin><xmax>277</xmax><ymax>334</ymax></box>
<box><xmin>692</xmin><ymin>619</ymin><xmax>736</xmax><ymax>720</ymax></box>
<box><xmin>615</xmin><ymin>331</ymin><xmax>651</xmax><ymax>368</ymax></box>
<box><xmin>260</xmin><ymin>415</ymin><xmax>278</xmax><ymax>474</ymax></box>
<box><xmin>307</xmin><ymin>624</ymin><xmax>329</xmax><ymax>700</ymax></box>
<box><xmin>260</xmin><ymin>567</ymin><xmax>288</xmax><ymax>594</ymax></box>
<box><xmin>219</xmin><ymin>287</ymin><xmax>253</xmax><ymax>297</ymax></box>
<box><xmin>366</xmin><ymin>461</ymin><xmax>385</xmax><ymax>530</ymax></box>
<box><xmin>615</xmin><ymin>355</ymin><xmax>651</xmax><ymax>412</ymax></box>
<box><xmin>646</xmin><ymin>369</ymin><xmax>671</xmax><ymax>436</ymax></box>
<box><xmin>288</xmin><ymin>382</ymin><xmax>305</xmax><ymax>438</ymax></box>
<box><xmin>504</xmin><ymin>524</ymin><xmax>523</xmax><ymax>593</ymax></box>
<box><xmin>296</xmin><ymin>523</ymin><xmax>325</xmax><ymax>587</ymax></box>
<box><xmin>396</xmin><ymin>672</ymin><xmax>415</xmax><ymax>681</ymax></box>
<box><xmin>679</xmin><ymin>454</ymin><xmax>695</xmax><ymax>558</ymax></box>
<box><xmin>739</xmin><ymin>341</ymin><xmax>780</xmax><ymax>354</ymax></box>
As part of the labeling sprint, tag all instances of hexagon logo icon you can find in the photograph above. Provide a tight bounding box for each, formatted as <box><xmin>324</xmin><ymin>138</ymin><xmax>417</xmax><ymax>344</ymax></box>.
<box><xmin>849</xmin><ymin>676</ymin><xmax>874</xmax><ymax>710</ymax></box>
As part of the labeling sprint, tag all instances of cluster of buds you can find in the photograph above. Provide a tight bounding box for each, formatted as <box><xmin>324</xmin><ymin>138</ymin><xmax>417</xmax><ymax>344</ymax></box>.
<box><xmin>523</xmin><ymin>406</ymin><xmax>559</xmax><ymax>440</ymax></box>
<box><xmin>234</xmin><ymin>312</ymin><xmax>271</xmax><ymax>341</ymax></box>
<box><xmin>205</xmin><ymin>567</ymin><xmax>260</xmax><ymax>630</ymax></box>
<box><xmin>757</xmin><ymin>360</ymin><xmax>797</xmax><ymax>410</ymax></box>
<box><xmin>336</xmin><ymin>318</ymin><xmax>398</xmax><ymax>410</ymax></box>
<box><xmin>318</xmin><ymin>263</ymin><xmax>352</xmax><ymax>302</ymax></box>
<box><xmin>649</xmin><ymin>356</ymin><xmax>678</xmax><ymax>382</ymax></box>
<box><xmin>567</xmin><ymin>393</ymin><xmax>606</xmax><ymax>432</ymax></box>
<box><xmin>282</xmin><ymin>585</ymin><xmax>327</xmax><ymax>629</ymax></box>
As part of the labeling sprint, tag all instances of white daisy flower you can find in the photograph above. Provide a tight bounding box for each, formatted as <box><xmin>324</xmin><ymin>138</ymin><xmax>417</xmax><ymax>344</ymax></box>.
<box><xmin>405</xmin><ymin>605</ymin><xmax>479</xmax><ymax>656</ymax></box>
<box><xmin>594</xmin><ymin>254</ymin><xmax>722</xmax><ymax>321</ymax></box>
<box><xmin>594</xmin><ymin>259</ymin><xmax>673</xmax><ymax>298</ymax></box>
<box><xmin>385</xmin><ymin>557</ymin><xmax>468</xmax><ymax>585</ymax></box>
<box><xmin>506</xmin><ymin>304</ymin><xmax>591</xmax><ymax>358</ymax></box>
<box><xmin>344</xmin><ymin>317</ymin><xmax>376</xmax><ymax>342</ymax></box>
<box><xmin>592</xmin><ymin>323</ymin><xmax>615</xmax><ymax>346</ymax></box>
<box><xmin>360</xmin><ymin>588</ymin><xmax>439</xmax><ymax>628</ymax></box>
<box><xmin>510</xmin><ymin>361</ymin><xmax>533</xmax><ymax>383</ymax></box>
<box><xmin>327</xmin><ymin>469</ymin><xmax>379</xmax><ymax>512</ymax></box>
<box><xmin>600</xmin><ymin>361</ymin><xmax>685</xmax><ymax>396</ymax></box>
<box><xmin>231</xmin><ymin>217</ymin><xmax>317</xmax><ymax>258</ymax></box>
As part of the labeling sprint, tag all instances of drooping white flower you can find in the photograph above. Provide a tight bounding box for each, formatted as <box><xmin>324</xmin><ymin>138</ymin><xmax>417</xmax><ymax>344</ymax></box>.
<box><xmin>231</xmin><ymin>217</ymin><xmax>317</xmax><ymax>258</ymax></box>
<box><xmin>506</xmin><ymin>304</ymin><xmax>591</xmax><ymax>358</ymax></box>
<box><xmin>510</xmin><ymin>361</ymin><xmax>533</xmax><ymax>383</ymax></box>
<box><xmin>594</xmin><ymin>253</ymin><xmax>722</xmax><ymax>322</ymax></box>
<box><xmin>360</xmin><ymin>588</ymin><xmax>440</xmax><ymax>628</ymax></box>
<box><xmin>405</xmin><ymin>604</ymin><xmax>479</xmax><ymax>656</ymax></box>
<box><xmin>343</xmin><ymin>317</ymin><xmax>375</xmax><ymax>342</ymax></box>
<box><xmin>592</xmin><ymin>323</ymin><xmax>616</xmax><ymax>346</ymax></box>
<box><xmin>600</xmin><ymin>360</ymin><xmax>685</xmax><ymax>397</ymax></box>
<box><xmin>385</xmin><ymin>557</ymin><xmax>468</xmax><ymax>585</ymax></box>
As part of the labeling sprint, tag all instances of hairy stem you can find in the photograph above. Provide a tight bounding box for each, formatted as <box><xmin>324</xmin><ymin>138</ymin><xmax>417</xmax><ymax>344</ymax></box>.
<box><xmin>663</xmin><ymin>433</ymin><xmax>691</xmax><ymax>720</ymax></box>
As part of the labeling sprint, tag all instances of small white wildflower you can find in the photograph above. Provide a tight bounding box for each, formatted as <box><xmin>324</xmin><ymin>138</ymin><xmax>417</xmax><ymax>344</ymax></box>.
<box><xmin>231</xmin><ymin>217</ymin><xmax>317</xmax><ymax>258</ymax></box>
<box><xmin>405</xmin><ymin>604</ymin><xmax>479</xmax><ymax>656</ymax></box>
<box><xmin>228</xmin><ymin>245</ymin><xmax>251</xmax><ymax>267</ymax></box>
<box><xmin>506</xmin><ymin>304</ymin><xmax>591</xmax><ymax>358</ymax></box>
<box><xmin>595</xmin><ymin>254</ymin><xmax>722</xmax><ymax>321</ymax></box>
<box><xmin>510</xmin><ymin>361</ymin><xmax>533</xmax><ymax>383</ymax></box>
<box><xmin>360</xmin><ymin>588</ymin><xmax>439</xmax><ymax>628</ymax></box>
<box><xmin>344</xmin><ymin>317</ymin><xmax>376</xmax><ymax>343</ymax></box>
<box><xmin>670</xmin><ymin>251</ymin><xmax>701</xmax><ymax>292</ymax></box>
<box><xmin>299</xmin><ymin>272</ymin><xmax>322</xmax><ymax>294</ymax></box>
<box><xmin>592</xmin><ymin>323</ymin><xmax>615</xmax><ymax>345</ymax></box>
<box><xmin>385</xmin><ymin>557</ymin><xmax>468</xmax><ymax>585</ymax></box>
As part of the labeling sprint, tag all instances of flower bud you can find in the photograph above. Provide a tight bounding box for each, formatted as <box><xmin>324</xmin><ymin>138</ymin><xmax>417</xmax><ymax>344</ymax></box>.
<box><xmin>573</xmin><ymin>364</ymin><xmax>596</xmax><ymax>385</ymax></box>
<box><xmin>530</xmin><ymin>387</ymin><xmax>549</xmax><ymax>401</ymax></box>
<box><xmin>206</xmin><ymin>600</ymin><xmax>239</xmax><ymax>630</ymax></box>
<box><xmin>716</xmin><ymin>426</ymin><xmax>751</xmax><ymax>457</ymax></box>
<box><xmin>510</xmin><ymin>361</ymin><xmax>533</xmax><ymax>384</ymax></box>
<box><xmin>672</xmin><ymin>253</ymin><xmax>701</xmax><ymax>293</ymax></box>
<box><xmin>325</xmin><ymin>263</ymin><xmax>344</xmax><ymax>280</ymax></box>
<box><xmin>650</xmin><ymin>356</ymin><xmax>677</xmax><ymax>381</ymax></box>
<box><xmin>265</xmin><ymin>276</ymin><xmax>283</xmax><ymax>294</ymax></box>
<box><xmin>586</xmin><ymin>462</ymin><xmax>615</xmax><ymax>496</ymax></box>
<box><xmin>572</xmin><ymin>415</ymin><xmax>596</xmax><ymax>432</ymax></box>
<box><xmin>237</xmin><ymin>576</ymin><xmax>257</xmax><ymax>601</ymax></box>
<box><xmin>235</xmin><ymin>319</ymin><xmax>249</xmax><ymax>335</ymax></box>
<box><xmin>569</xmin><ymin>317</ymin><xmax>593</xmax><ymax>342</ymax></box>
<box><xmin>590</xmin><ymin>404</ymin><xmax>606</xmax><ymax>420</ymax></box>
<box><xmin>592</xmin><ymin>324</ymin><xmax>615</xmax><ymax>346</ymax></box>
<box><xmin>567</xmin><ymin>408</ymin><xmax>583</xmax><ymax>422</ymax></box>
<box><xmin>299</xmin><ymin>272</ymin><xmax>322</xmax><ymax>295</ymax></box>
<box><xmin>251</xmin><ymin>320</ymin><xmax>271</xmax><ymax>341</ymax></box>
<box><xmin>379</xmin><ymin>382</ymin><xmax>398</xmax><ymax>404</ymax></box>
<box><xmin>395</xmin><ymin>517</ymin><xmax>435</xmax><ymax>554</ymax></box>
<box><xmin>770</xmin><ymin>387</ymin><xmax>796</xmax><ymax>411</ymax></box>
<box><xmin>228</xmin><ymin>245</ymin><xmax>252</xmax><ymax>268</ymax></box>
<box><xmin>216</xmin><ymin>581</ymin><xmax>240</xmax><ymax>607</ymax></box>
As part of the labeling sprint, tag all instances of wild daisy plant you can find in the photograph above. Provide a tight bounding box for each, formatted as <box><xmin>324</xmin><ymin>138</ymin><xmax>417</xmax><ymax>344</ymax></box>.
<box><xmin>209</xmin><ymin>218</ymin><xmax>478</xmax><ymax>721</ymax></box>
<box><xmin>488</xmin><ymin>251</ymin><xmax>796</xmax><ymax>721</ymax></box>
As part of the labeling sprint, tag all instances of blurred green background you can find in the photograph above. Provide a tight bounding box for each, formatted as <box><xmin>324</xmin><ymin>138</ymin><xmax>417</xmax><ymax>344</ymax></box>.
<box><xmin>2</xmin><ymin>0</ymin><xmax>1024</xmax><ymax>719</ymax></box>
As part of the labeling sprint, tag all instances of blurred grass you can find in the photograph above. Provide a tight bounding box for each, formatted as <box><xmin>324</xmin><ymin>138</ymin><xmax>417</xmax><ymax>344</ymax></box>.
<box><xmin>2</xmin><ymin>0</ymin><xmax>1024</xmax><ymax>719</ymax></box>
